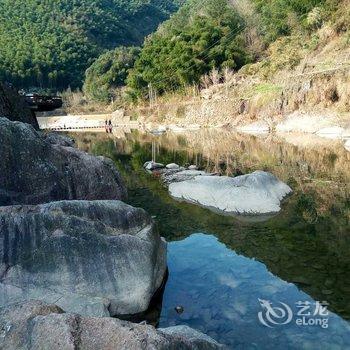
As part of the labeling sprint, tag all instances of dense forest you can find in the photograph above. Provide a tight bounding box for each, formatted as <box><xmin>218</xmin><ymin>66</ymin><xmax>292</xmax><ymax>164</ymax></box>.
<box><xmin>84</xmin><ymin>47</ymin><xmax>140</xmax><ymax>103</ymax></box>
<box><xmin>85</xmin><ymin>0</ymin><xmax>339</xmax><ymax>101</ymax></box>
<box><xmin>252</xmin><ymin>0</ymin><xmax>337</xmax><ymax>43</ymax></box>
<box><xmin>0</xmin><ymin>0</ymin><xmax>183</xmax><ymax>89</ymax></box>
<box><xmin>0</xmin><ymin>0</ymin><xmax>342</xmax><ymax>99</ymax></box>
<box><xmin>127</xmin><ymin>0</ymin><xmax>250</xmax><ymax>97</ymax></box>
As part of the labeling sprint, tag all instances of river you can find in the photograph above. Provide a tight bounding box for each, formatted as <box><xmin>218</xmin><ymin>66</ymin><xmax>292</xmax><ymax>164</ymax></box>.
<box><xmin>71</xmin><ymin>128</ymin><xmax>350</xmax><ymax>349</ymax></box>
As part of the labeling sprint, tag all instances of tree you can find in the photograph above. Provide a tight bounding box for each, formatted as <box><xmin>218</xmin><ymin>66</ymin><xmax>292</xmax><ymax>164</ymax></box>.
<box><xmin>252</xmin><ymin>0</ymin><xmax>329</xmax><ymax>43</ymax></box>
<box><xmin>83</xmin><ymin>47</ymin><xmax>140</xmax><ymax>103</ymax></box>
<box><xmin>127</xmin><ymin>0</ymin><xmax>251</xmax><ymax>96</ymax></box>
<box><xmin>0</xmin><ymin>0</ymin><xmax>182</xmax><ymax>90</ymax></box>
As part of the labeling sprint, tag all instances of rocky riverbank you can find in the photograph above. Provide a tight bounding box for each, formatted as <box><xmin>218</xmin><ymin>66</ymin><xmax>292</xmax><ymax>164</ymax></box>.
<box><xmin>0</xmin><ymin>118</ymin><xmax>165</xmax><ymax>317</ymax></box>
<box><xmin>0</xmin><ymin>300</ymin><xmax>224</xmax><ymax>349</ymax></box>
<box><xmin>0</xmin><ymin>89</ymin><xmax>223</xmax><ymax>348</ymax></box>
<box><xmin>127</xmin><ymin>35</ymin><xmax>350</xmax><ymax>151</ymax></box>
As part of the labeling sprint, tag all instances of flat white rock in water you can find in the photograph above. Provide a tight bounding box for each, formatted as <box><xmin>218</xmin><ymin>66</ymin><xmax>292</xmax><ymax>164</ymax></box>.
<box><xmin>169</xmin><ymin>171</ymin><xmax>292</xmax><ymax>216</ymax></box>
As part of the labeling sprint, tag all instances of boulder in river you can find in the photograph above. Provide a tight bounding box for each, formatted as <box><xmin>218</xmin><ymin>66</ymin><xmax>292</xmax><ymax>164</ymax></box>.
<box><xmin>0</xmin><ymin>301</ymin><xmax>224</xmax><ymax>350</ymax></box>
<box><xmin>0</xmin><ymin>200</ymin><xmax>167</xmax><ymax>317</ymax></box>
<box><xmin>0</xmin><ymin>117</ymin><xmax>126</xmax><ymax>205</ymax></box>
<box><xmin>168</xmin><ymin>171</ymin><xmax>292</xmax><ymax>217</ymax></box>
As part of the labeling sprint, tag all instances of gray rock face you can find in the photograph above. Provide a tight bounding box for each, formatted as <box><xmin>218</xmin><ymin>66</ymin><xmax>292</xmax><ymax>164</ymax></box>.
<box><xmin>0</xmin><ymin>83</ymin><xmax>38</xmax><ymax>129</ymax></box>
<box><xmin>161</xmin><ymin>169</ymin><xmax>211</xmax><ymax>185</ymax></box>
<box><xmin>0</xmin><ymin>301</ymin><xmax>224</xmax><ymax>350</ymax></box>
<box><xmin>159</xmin><ymin>325</ymin><xmax>223</xmax><ymax>348</ymax></box>
<box><xmin>0</xmin><ymin>117</ymin><xmax>126</xmax><ymax>205</ymax></box>
<box><xmin>0</xmin><ymin>200</ymin><xmax>167</xmax><ymax>317</ymax></box>
<box><xmin>169</xmin><ymin>171</ymin><xmax>292</xmax><ymax>217</ymax></box>
<box><xmin>43</xmin><ymin>132</ymin><xmax>75</xmax><ymax>147</ymax></box>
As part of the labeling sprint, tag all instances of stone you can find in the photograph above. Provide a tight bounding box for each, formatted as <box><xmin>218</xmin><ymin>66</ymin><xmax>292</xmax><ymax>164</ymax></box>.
<box><xmin>175</xmin><ymin>306</ymin><xmax>185</xmax><ymax>314</ymax></box>
<box><xmin>0</xmin><ymin>200</ymin><xmax>167</xmax><ymax>317</ymax></box>
<box><xmin>0</xmin><ymin>83</ymin><xmax>38</xmax><ymax>129</ymax></box>
<box><xmin>162</xmin><ymin>170</ymin><xmax>211</xmax><ymax>185</ymax></box>
<box><xmin>166</xmin><ymin>163</ymin><xmax>180</xmax><ymax>170</ymax></box>
<box><xmin>344</xmin><ymin>139</ymin><xmax>350</xmax><ymax>152</ymax></box>
<box><xmin>0</xmin><ymin>301</ymin><xmax>224</xmax><ymax>350</ymax></box>
<box><xmin>188</xmin><ymin>165</ymin><xmax>198</xmax><ymax>170</ymax></box>
<box><xmin>159</xmin><ymin>325</ymin><xmax>223</xmax><ymax>349</ymax></box>
<box><xmin>0</xmin><ymin>117</ymin><xmax>126</xmax><ymax>206</ymax></box>
<box><xmin>168</xmin><ymin>171</ymin><xmax>292</xmax><ymax>216</ymax></box>
<box><xmin>149</xmin><ymin>126</ymin><xmax>167</xmax><ymax>135</ymax></box>
<box><xmin>144</xmin><ymin>161</ymin><xmax>165</xmax><ymax>171</ymax></box>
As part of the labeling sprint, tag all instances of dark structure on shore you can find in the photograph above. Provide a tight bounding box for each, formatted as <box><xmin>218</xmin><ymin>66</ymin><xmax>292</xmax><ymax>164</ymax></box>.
<box><xmin>0</xmin><ymin>83</ymin><xmax>39</xmax><ymax>129</ymax></box>
<box><xmin>0</xmin><ymin>83</ymin><xmax>63</xmax><ymax>130</ymax></box>
<box><xmin>24</xmin><ymin>93</ymin><xmax>63</xmax><ymax>112</ymax></box>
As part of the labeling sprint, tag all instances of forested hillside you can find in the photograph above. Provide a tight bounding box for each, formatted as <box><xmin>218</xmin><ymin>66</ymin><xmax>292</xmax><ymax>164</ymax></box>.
<box><xmin>120</xmin><ymin>0</ymin><xmax>349</xmax><ymax>131</ymax></box>
<box><xmin>124</xmin><ymin>0</ymin><xmax>341</xmax><ymax>98</ymax></box>
<box><xmin>127</xmin><ymin>0</ymin><xmax>251</xmax><ymax>96</ymax></box>
<box><xmin>0</xmin><ymin>0</ymin><xmax>345</xmax><ymax>101</ymax></box>
<box><xmin>84</xmin><ymin>47</ymin><xmax>140</xmax><ymax>103</ymax></box>
<box><xmin>0</xmin><ymin>0</ymin><xmax>183</xmax><ymax>89</ymax></box>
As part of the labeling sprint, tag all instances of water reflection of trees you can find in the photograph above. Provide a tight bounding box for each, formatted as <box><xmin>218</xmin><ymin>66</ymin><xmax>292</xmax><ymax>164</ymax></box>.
<box><xmin>72</xmin><ymin>130</ymin><xmax>350</xmax><ymax>320</ymax></box>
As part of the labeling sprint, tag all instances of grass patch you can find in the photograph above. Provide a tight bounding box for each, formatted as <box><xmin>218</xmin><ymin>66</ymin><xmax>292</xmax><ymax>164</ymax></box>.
<box><xmin>253</xmin><ymin>83</ymin><xmax>283</xmax><ymax>94</ymax></box>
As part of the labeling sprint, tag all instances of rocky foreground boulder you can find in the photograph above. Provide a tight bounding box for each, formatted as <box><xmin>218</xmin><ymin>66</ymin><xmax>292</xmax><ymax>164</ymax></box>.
<box><xmin>0</xmin><ymin>200</ymin><xmax>167</xmax><ymax>317</ymax></box>
<box><xmin>0</xmin><ymin>117</ymin><xmax>126</xmax><ymax>205</ymax></box>
<box><xmin>0</xmin><ymin>83</ymin><xmax>38</xmax><ymax>129</ymax></box>
<box><xmin>0</xmin><ymin>301</ymin><xmax>223</xmax><ymax>350</ymax></box>
<box><xmin>169</xmin><ymin>171</ymin><xmax>292</xmax><ymax>217</ymax></box>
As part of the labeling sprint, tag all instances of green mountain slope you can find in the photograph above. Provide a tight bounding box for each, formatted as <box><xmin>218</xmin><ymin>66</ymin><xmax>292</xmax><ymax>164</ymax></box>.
<box><xmin>125</xmin><ymin>0</ymin><xmax>341</xmax><ymax>97</ymax></box>
<box><xmin>127</xmin><ymin>0</ymin><xmax>250</xmax><ymax>96</ymax></box>
<box><xmin>0</xmin><ymin>0</ymin><xmax>183</xmax><ymax>89</ymax></box>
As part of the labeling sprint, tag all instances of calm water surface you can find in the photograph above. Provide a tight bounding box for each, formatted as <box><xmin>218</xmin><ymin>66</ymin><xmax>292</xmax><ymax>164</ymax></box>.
<box><xmin>72</xmin><ymin>129</ymin><xmax>350</xmax><ymax>349</ymax></box>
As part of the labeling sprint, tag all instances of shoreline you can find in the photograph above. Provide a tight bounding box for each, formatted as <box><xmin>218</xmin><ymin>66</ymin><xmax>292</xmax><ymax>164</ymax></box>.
<box><xmin>38</xmin><ymin>113</ymin><xmax>350</xmax><ymax>151</ymax></box>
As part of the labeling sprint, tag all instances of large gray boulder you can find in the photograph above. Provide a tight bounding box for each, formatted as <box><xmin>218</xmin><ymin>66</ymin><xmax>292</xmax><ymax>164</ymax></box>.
<box><xmin>0</xmin><ymin>200</ymin><xmax>167</xmax><ymax>317</ymax></box>
<box><xmin>0</xmin><ymin>117</ymin><xmax>126</xmax><ymax>205</ymax></box>
<box><xmin>0</xmin><ymin>301</ymin><xmax>224</xmax><ymax>350</ymax></box>
<box><xmin>0</xmin><ymin>83</ymin><xmax>38</xmax><ymax>129</ymax></box>
<box><xmin>169</xmin><ymin>171</ymin><xmax>292</xmax><ymax>217</ymax></box>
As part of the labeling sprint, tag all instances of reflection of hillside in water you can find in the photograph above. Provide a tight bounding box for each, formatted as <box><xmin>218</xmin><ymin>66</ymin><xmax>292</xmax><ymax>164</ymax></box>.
<box><xmin>71</xmin><ymin>129</ymin><xmax>350</xmax><ymax>320</ymax></box>
<box><xmin>135</xmin><ymin>129</ymin><xmax>350</xmax><ymax>181</ymax></box>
